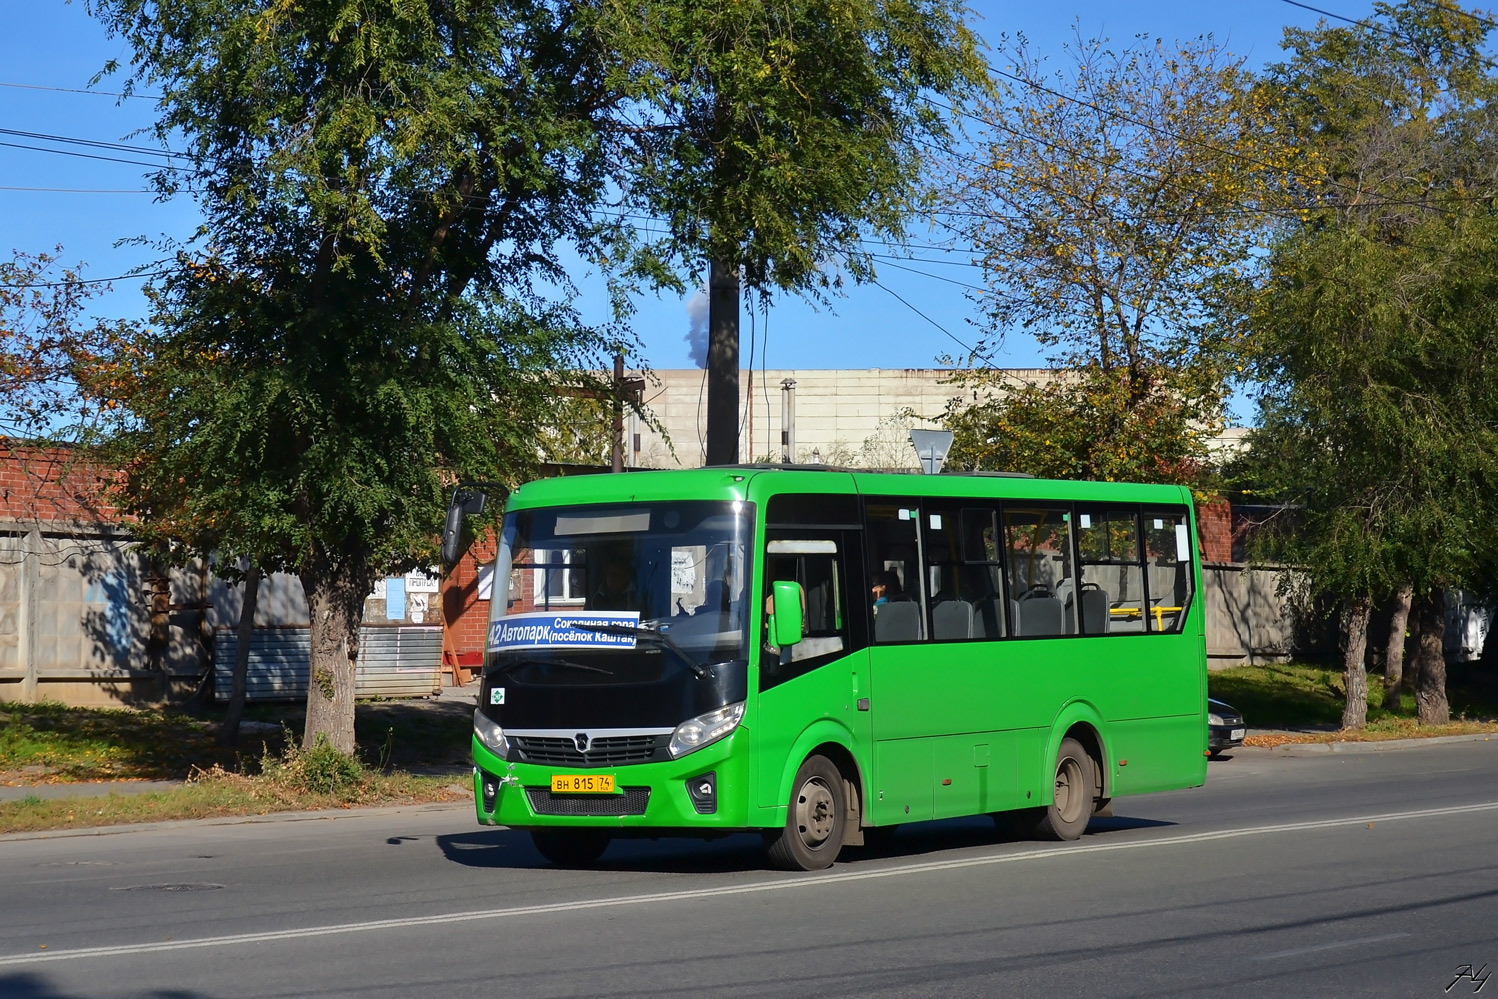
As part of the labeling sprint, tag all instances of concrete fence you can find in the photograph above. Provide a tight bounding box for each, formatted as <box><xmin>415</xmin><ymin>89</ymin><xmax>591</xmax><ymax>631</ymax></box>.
<box><xmin>1202</xmin><ymin>562</ymin><xmax>1307</xmax><ymax>668</ymax></box>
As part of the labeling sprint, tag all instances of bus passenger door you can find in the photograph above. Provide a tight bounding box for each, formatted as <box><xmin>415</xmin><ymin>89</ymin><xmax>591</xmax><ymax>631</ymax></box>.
<box><xmin>755</xmin><ymin>531</ymin><xmax>870</xmax><ymax>815</ymax></box>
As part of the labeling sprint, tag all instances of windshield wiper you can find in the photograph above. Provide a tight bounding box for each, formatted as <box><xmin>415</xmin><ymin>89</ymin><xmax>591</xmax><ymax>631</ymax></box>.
<box><xmin>490</xmin><ymin>657</ymin><xmax>614</xmax><ymax>677</ymax></box>
<box><xmin>572</xmin><ymin>623</ymin><xmax>712</xmax><ymax>679</ymax></box>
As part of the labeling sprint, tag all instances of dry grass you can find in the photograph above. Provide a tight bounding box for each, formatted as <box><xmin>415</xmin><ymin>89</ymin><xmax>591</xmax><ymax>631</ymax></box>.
<box><xmin>0</xmin><ymin>773</ymin><xmax>469</xmax><ymax>835</ymax></box>
<box><xmin>1211</xmin><ymin>660</ymin><xmax>1498</xmax><ymax>745</ymax></box>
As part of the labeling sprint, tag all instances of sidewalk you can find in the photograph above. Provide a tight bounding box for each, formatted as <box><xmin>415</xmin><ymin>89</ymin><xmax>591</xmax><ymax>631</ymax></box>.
<box><xmin>0</xmin><ymin>780</ymin><xmax>185</xmax><ymax>803</ymax></box>
<box><xmin>1238</xmin><ymin>728</ymin><xmax>1498</xmax><ymax>755</ymax></box>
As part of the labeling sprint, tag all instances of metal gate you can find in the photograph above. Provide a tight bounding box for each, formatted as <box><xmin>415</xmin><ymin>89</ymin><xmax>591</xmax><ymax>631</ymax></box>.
<box><xmin>212</xmin><ymin>625</ymin><xmax>443</xmax><ymax>701</ymax></box>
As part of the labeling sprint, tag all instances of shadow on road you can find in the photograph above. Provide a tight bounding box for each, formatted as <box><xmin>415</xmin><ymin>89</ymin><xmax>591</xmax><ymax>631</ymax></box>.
<box><xmin>0</xmin><ymin>972</ymin><xmax>208</xmax><ymax>998</ymax></box>
<box><xmin>433</xmin><ymin>811</ymin><xmax>1177</xmax><ymax>872</ymax></box>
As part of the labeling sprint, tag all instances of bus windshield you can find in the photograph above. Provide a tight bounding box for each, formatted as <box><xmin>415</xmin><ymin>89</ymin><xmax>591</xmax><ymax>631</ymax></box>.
<box><xmin>488</xmin><ymin>500</ymin><xmax>752</xmax><ymax>682</ymax></box>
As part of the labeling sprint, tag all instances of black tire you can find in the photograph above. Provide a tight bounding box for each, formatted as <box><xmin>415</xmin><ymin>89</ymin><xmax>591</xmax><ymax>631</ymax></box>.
<box><xmin>1032</xmin><ymin>736</ymin><xmax>1095</xmax><ymax>842</ymax></box>
<box><xmin>530</xmin><ymin>828</ymin><xmax>611</xmax><ymax>867</ymax></box>
<box><xmin>766</xmin><ymin>755</ymin><xmax>845</xmax><ymax>871</ymax></box>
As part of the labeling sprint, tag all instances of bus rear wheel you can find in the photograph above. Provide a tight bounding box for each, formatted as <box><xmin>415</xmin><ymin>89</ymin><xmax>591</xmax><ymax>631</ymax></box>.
<box><xmin>1032</xmin><ymin>736</ymin><xmax>1095</xmax><ymax>841</ymax></box>
<box><xmin>531</xmin><ymin>828</ymin><xmax>611</xmax><ymax>867</ymax></box>
<box><xmin>766</xmin><ymin>755</ymin><xmax>845</xmax><ymax>871</ymax></box>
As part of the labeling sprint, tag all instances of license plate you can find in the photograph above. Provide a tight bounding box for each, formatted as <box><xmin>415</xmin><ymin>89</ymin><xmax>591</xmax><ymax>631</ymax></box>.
<box><xmin>551</xmin><ymin>774</ymin><xmax>616</xmax><ymax>794</ymax></box>
<box><xmin>1230</xmin><ymin>728</ymin><xmax>1245</xmax><ymax>740</ymax></box>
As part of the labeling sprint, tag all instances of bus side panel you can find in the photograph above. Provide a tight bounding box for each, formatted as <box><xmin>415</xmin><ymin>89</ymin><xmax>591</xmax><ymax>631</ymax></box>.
<box><xmin>872</xmin><ymin>737</ymin><xmax>934</xmax><ymax>825</ymax></box>
<box><xmin>1107</xmin><ymin>715</ymin><xmax>1205</xmax><ymax>796</ymax></box>
<box><xmin>933</xmin><ymin>730</ymin><xmax>1018</xmax><ymax>819</ymax></box>
<box><xmin>1065</xmin><ymin>629</ymin><xmax>1204</xmax><ymax>797</ymax></box>
<box><xmin>754</xmin><ymin>652</ymin><xmax>871</xmax><ymax>820</ymax></box>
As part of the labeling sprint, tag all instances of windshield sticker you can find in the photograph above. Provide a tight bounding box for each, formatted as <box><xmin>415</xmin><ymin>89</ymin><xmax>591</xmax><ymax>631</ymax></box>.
<box><xmin>490</xmin><ymin>687</ymin><xmax>505</xmax><ymax>705</ymax></box>
<box><xmin>488</xmin><ymin>611</ymin><xmax>641</xmax><ymax>651</ymax></box>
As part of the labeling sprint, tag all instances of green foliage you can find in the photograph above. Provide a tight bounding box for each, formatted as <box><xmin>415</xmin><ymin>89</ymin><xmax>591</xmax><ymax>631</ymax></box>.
<box><xmin>259</xmin><ymin>731</ymin><xmax>365</xmax><ymax>798</ymax></box>
<box><xmin>1238</xmin><ymin>3</ymin><xmax>1498</xmax><ymax>604</ymax></box>
<box><xmin>84</xmin><ymin>0</ymin><xmax>643</xmax><ymax>745</ymax></box>
<box><xmin>945</xmin><ymin>365</ymin><xmax>1222</xmax><ymax>489</ymax></box>
<box><xmin>603</xmin><ymin>0</ymin><xmax>987</xmax><ymax>296</ymax></box>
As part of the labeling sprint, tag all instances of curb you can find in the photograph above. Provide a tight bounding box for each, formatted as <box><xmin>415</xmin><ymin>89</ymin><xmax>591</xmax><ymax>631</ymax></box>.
<box><xmin>1243</xmin><ymin>732</ymin><xmax>1498</xmax><ymax>756</ymax></box>
<box><xmin>0</xmin><ymin>797</ymin><xmax>475</xmax><ymax>843</ymax></box>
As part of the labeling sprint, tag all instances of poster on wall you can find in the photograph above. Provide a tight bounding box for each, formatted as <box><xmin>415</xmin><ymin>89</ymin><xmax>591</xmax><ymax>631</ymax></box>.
<box><xmin>385</xmin><ymin>576</ymin><xmax>407</xmax><ymax>621</ymax></box>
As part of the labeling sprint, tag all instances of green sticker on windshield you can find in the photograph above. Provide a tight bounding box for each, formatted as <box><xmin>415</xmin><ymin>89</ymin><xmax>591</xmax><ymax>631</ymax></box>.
<box><xmin>490</xmin><ymin>687</ymin><xmax>505</xmax><ymax>705</ymax></box>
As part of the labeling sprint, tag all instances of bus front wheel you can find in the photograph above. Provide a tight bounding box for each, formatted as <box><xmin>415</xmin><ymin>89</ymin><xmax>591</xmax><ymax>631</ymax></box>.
<box><xmin>1032</xmin><ymin>737</ymin><xmax>1095</xmax><ymax>842</ymax></box>
<box><xmin>531</xmin><ymin>828</ymin><xmax>611</xmax><ymax>867</ymax></box>
<box><xmin>766</xmin><ymin>755</ymin><xmax>845</xmax><ymax>871</ymax></box>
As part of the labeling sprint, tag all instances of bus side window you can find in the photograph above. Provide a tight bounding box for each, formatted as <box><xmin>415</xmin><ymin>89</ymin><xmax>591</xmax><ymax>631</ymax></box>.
<box><xmin>1076</xmin><ymin>507</ymin><xmax>1145</xmax><ymax>635</ymax></box>
<box><xmin>922</xmin><ymin>501</ymin><xmax>1005</xmax><ymax>641</ymax></box>
<box><xmin>1142</xmin><ymin>508</ymin><xmax>1194</xmax><ymax>633</ymax></box>
<box><xmin>1002</xmin><ymin>506</ymin><xmax>1074</xmax><ymax>637</ymax></box>
<box><xmin>864</xmin><ymin>500</ymin><xmax>926</xmax><ymax>644</ymax></box>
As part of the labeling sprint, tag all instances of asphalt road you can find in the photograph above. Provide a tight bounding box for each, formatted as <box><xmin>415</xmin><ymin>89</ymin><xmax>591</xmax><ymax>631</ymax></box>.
<box><xmin>2</xmin><ymin>740</ymin><xmax>1497</xmax><ymax>999</ymax></box>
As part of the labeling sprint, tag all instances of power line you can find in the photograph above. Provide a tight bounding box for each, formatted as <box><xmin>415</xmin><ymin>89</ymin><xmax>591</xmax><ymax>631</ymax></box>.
<box><xmin>866</xmin><ymin>275</ymin><xmax>991</xmax><ymax>363</ymax></box>
<box><xmin>0</xmin><ymin>80</ymin><xmax>161</xmax><ymax>100</ymax></box>
<box><xmin>0</xmin><ymin>269</ymin><xmax>168</xmax><ymax>289</ymax></box>
<box><xmin>0</xmin><ymin>139</ymin><xmax>187</xmax><ymax>172</ymax></box>
<box><xmin>1413</xmin><ymin>0</ymin><xmax>1498</xmax><ymax>31</ymax></box>
<box><xmin>0</xmin><ymin>127</ymin><xmax>183</xmax><ymax>159</ymax></box>
<box><xmin>867</xmin><ymin>251</ymin><xmax>981</xmax><ymax>269</ymax></box>
<box><xmin>0</xmin><ymin>185</ymin><xmax>155</xmax><ymax>193</ymax></box>
<box><xmin>873</xmin><ymin>256</ymin><xmax>991</xmax><ymax>293</ymax></box>
<box><xmin>1281</xmin><ymin>0</ymin><xmax>1404</xmax><ymax>34</ymax></box>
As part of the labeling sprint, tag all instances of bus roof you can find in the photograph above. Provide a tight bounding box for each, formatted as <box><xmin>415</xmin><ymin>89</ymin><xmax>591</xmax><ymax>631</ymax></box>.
<box><xmin>504</xmin><ymin>466</ymin><xmax>1193</xmax><ymax>511</ymax></box>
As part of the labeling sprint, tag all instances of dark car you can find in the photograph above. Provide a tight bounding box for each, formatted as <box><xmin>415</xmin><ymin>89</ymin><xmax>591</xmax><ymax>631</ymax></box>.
<box><xmin>1208</xmin><ymin>698</ymin><xmax>1246</xmax><ymax>757</ymax></box>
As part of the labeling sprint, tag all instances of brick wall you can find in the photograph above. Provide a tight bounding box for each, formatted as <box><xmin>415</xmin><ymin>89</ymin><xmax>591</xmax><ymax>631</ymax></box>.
<box><xmin>1197</xmin><ymin>496</ymin><xmax>1232</xmax><ymax>564</ymax></box>
<box><xmin>442</xmin><ymin>529</ymin><xmax>499</xmax><ymax>658</ymax></box>
<box><xmin>0</xmin><ymin>444</ymin><xmax>121</xmax><ymax>524</ymax></box>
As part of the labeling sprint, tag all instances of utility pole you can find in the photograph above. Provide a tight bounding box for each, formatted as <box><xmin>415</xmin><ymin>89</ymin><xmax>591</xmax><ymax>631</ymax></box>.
<box><xmin>611</xmin><ymin>354</ymin><xmax>625</xmax><ymax>473</ymax></box>
<box><xmin>780</xmin><ymin>378</ymin><xmax>797</xmax><ymax>464</ymax></box>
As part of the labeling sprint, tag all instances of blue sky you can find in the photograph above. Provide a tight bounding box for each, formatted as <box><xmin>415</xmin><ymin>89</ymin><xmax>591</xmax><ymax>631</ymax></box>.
<box><xmin>1</xmin><ymin>0</ymin><xmax>1332</xmax><ymax>384</ymax></box>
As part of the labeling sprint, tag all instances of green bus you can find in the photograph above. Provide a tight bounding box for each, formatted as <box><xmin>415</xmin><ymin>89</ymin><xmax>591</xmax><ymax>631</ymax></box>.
<box><xmin>466</xmin><ymin>466</ymin><xmax>1207</xmax><ymax>871</ymax></box>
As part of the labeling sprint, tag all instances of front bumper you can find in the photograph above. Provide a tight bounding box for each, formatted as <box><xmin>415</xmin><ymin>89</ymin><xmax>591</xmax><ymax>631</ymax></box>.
<box><xmin>472</xmin><ymin>728</ymin><xmax>755</xmax><ymax>831</ymax></box>
<box><xmin>1208</xmin><ymin>723</ymin><xmax>1246</xmax><ymax>751</ymax></box>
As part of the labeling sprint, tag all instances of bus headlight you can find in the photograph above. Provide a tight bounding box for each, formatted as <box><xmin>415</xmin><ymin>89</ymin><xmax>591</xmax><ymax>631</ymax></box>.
<box><xmin>668</xmin><ymin>702</ymin><xmax>745</xmax><ymax>759</ymax></box>
<box><xmin>473</xmin><ymin>710</ymin><xmax>510</xmax><ymax>758</ymax></box>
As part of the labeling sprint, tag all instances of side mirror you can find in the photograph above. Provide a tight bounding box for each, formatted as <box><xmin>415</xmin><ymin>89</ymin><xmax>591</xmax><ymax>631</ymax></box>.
<box><xmin>440</xmin><ymin>489</ymin><xmax>488</xmax><ymax>570</ymax></box>
<box><xmin>770</xmin><ymin>580</ymin><xmax>804</xmax><ymax>648</ymax></box>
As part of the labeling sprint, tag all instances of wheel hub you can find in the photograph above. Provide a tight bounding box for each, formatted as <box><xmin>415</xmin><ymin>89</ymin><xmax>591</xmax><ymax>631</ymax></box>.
<box><xmin>796</xmin><ymin>777</ymin><xmax>836</xmax><ymax>847</ymax></box>
<box><xmin>1055</xmin><ymin>757</ymin><xmax>1084</xmax><ymax>823</ymax></box>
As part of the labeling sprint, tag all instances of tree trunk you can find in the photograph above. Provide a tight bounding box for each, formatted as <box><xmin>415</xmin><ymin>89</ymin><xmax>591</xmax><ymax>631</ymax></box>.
<box><xmin>1381</xmin><ymin>583</ymin><xmax>1413</xmax><ymax>711</ymax></box>
<box><xmin>1413</xmin><ymin>590</ymin><xmax>1449</xmax><ymax>725</ymax></box>
<box><xmin>301</xmin><ymin>559</ymin><xmax>369</xmax><ymax>755</ymax></box>
<box><xmin>1341</xmin><ymin>596</ymin><xmax>1372</xmax><ymax>731</ymax></box>
<box><xmin>705</xmin><ymin>257</ymin><xmax>740</xmax><ymax>466</ymax></box>
<box><xmin>217</xmin><ymin>562</ymin><xmax>261</xmax><ymax>748</ymax></box>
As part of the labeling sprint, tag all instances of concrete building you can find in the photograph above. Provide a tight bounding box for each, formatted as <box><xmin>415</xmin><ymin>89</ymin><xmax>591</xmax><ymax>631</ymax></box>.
<box><xmin>625</xmin><ymin>367</ymin><xmax>1056</xmax><ymax>469</ymax></box>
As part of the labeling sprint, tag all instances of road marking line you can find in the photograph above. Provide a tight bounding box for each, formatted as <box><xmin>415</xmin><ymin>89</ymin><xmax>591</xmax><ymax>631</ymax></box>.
<box><xmin>4</xmin><ymin>800</ymin><xmax>1496</xmax><ymax>967</ymax></box>
<box><xmin>1253</xmin><ymin>932</ymin><xmax>1411</xmax><ymax>960</ymax></box>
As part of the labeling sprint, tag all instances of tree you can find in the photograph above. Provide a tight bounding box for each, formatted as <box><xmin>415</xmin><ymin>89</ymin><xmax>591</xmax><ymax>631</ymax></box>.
<box><xmin>940</xmin><ymin>30</ymin><xmax>1287</xmax><ymax>482</ymax></box>
<box><xmin>89</xmin><ymin>0</ymin><xmax>630</xmax><ymax>752</ymax></box>
<box><xmin>945</xmin><ymin>365</ymin><xmax>1218</xmax><ymax>486</ymax></box>
<box><xmin>1239</xmin><ymin>1</ymin><xmax>1498</xmax><ymax>728</ymax></box>
<box><xmin>0</xmin><ymin>249</ymin><xmax>130</xmax><ymax>448</ymax></box>
<box><xmin>602</xmin><ymin>0</ymin><xmax>986</xmax><ymax>464</ymax></box>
